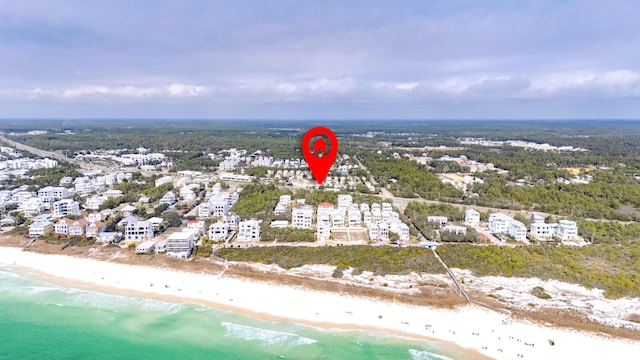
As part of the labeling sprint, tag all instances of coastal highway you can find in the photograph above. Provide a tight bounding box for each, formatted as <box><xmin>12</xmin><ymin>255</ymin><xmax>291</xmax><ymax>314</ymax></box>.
<box><xmin>0</xmin><ymin>132</ymin><xmax>110</xmax><ymax>172</ymax></box>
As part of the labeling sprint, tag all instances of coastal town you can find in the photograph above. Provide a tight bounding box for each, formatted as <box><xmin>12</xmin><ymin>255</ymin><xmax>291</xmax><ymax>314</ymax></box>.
<box><xmin>0</xmin><ymin>122</ymin><xmax>638</xmax><ymax>360</ymax></box>
<box><xmin>0</xmin><ymin>134</ymin><xmax>589</xmax><ymax>262</ymax></box>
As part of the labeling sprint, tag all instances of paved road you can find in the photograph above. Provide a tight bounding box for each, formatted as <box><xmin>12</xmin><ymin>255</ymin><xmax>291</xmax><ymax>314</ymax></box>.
<box><xmin>0</xmin><ymin>132</ymin><xmax>110</xmax><ymax>172</ymax></box>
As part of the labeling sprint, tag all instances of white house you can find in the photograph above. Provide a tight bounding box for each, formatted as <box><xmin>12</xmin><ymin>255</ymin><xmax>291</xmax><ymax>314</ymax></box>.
<box><xmin>85</xmin><ymin>221</ymin><xmax>106</xmax><ymax>238</ymax></box>
<box><xmin>121</xmin><ymin>204</ymin><xmax>137</xmax><ymax>216</ymax></box>
<box><xmin>29</xmin><ymin>221</ymin><xmax>52</xmax><ymax>237</ymax></box>
<box><xmin>371</xmin><ymin>209</ymin><xmax>382</xmax><ymax>223</ymax></box>
<box><xmin>557</xmin><ymin>220</ymin><xmax>578</xmax><ymax>240</ymax></box>
<box><xmin>270</xmin><ymin>220</ymin><xmax>289</xmax><ymax>229</ymax></box>
<box><xmin>221</xmin><ymin>214</ymin><xmax>240</xmax><ymax>230</ymax></box>
<box><xmin>124</xmin><ymin>220</ymin><xmax>154</xmax><ymax>244</ymax></box>
<box><xmin>165</xmin><ymin>232</ymin><xmax>194</xmax><ymax>258</ymax></box>
<box><xmin>530</xmin><ymin>222</ymin><xmax>558</xmax><ymax>241</ymax></box>
<box><xmin>292</xmin><ymin>205</ymin><xmax>313</xmax><ymax>229</ymax></box>
<box><xmin>488</xmin><ymin>213</ymin><xmax>511</xmax><ymax>234</ymax></box>
<box><xmin>237</xmin><ymin>219</ymin><xmax>261</xmax><ymax>241</ymax></box>
<box><xmin>331</xmin><ymin>210</ymin><xmax>345</xmax><ymax>227</ymax></box>
<box><xmin>337</xmin><ymin>194</ymin><xmax>352</xmax><ymax>210</ymax></box>
<box><xmin>20</xmin><ymin>197</ymin><xmax>45</xmax><ymax>217</ymax></box>
<box><xmin>86</xmin><ymin>195</ymin><xmax>108</xmax><ymax>210</ymax></box>
<box><xmin>53</xmin><ymin>199</ymin><xmax>80</xmax><ymax>217</ymax></box>
<box><xmin>135</xmin><ymin>241</ymin><xmax>156</xmax><ymax>254</ymax></box>
<box><xmin>378</xmin><ymin>222</ymin><xmax>389</xmax><ymax>241</ymax></box>
<box><xmin>368</xmin><ymin>222</ymin><xmax>379</xmax><ymax>241</ymax></box>
<box><xmin>427</xmin><ymin>216</ymin><xmax>448</xmax><ymax>226</ymax></box>
<box><xmin>155</xmin><ymin>176</ymin><xmax>173</xmax><ymax>187</ymax></box>
<box><xmin>159</xmin><ymin>191</ymin><xmax>177</xmax><ymax>205</ymax></box>
<box><xmin>444</xmin><ymin>224</ymin><xmax>467</xmax><ymax>236</ymax></box>
<box><xmin>53</xmin><ymin>218</ymin><xmax>71</xmax><ymax>235</ymax></box>
<box><xmin>97</xmin><ymin>232</ymin><xmax>121</xmax><ymax>244</ymax></box>
<box><xmin>348</xmin><ymin>209</ymin><xmax>361</xmax><ymax>226</ymax></box>
<box><xmin>398</xmin><ymin>223</ymin><xmax>410</xmax><ymax>242</ymax></box>
<box><xmin>363</xmin><ymin>210</ymin><xmax>373</xmax><ymax>224</ymax></box>
<box><xmin>508</xmin><ymin>220</ymin><xmax>527</xmax><ymax>241</ymax></box>
<box><xmin>209</xmin><ymin>222</ymin><xmax>230</xmax><ymax>241</ymax></box>
<box><xmin>464</xmin><ymin>209</ymin><xmax>480</xmax><ymax>226</ymax></box>
<box><xmin>531</xmin><ymin>213</ymin><xmax>545</xmax><ymax>224</ymax></box>
<box><xmin>317</xmin><ymin>224</ymin><xmax>331</xmax><ymax>243</ymax></box>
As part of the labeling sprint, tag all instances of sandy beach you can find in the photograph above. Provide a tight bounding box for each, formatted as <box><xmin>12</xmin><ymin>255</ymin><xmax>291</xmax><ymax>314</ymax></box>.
<box><xmin>1</xmin><ymin>246</ymin><xmax>637</xmax><ymax>360</ymax></box>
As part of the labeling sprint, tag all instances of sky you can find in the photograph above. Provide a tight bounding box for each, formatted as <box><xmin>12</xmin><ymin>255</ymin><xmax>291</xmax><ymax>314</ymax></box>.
<box><xmin>1</xmin><ymin>0</ymin><xmax>640</xmax><ymax>120</ymax></box>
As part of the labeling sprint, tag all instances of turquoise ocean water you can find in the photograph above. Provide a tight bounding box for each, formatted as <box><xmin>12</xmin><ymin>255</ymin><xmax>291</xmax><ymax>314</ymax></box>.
<box><xmin>0</xmin><ymin>266</ymin><xmax>469</xmax><ymax>360</ymax></box>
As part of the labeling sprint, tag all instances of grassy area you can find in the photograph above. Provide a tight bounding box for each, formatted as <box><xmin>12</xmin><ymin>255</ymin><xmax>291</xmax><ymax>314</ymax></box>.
<box><xmin>216</xmin><ymin>246</ymin><xmax>446</xmax><ymax>276</ymax></box>
<box><xmin>437</xmin><ymin>243</ymin><xmax>640</xmax><ymax>298</ymax></box>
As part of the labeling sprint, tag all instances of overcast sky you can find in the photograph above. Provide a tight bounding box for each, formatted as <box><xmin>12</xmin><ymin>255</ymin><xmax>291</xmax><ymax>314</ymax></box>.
<box><xmin>1</xmin><ymin>0</ymin><xmax>639</xmax><ymax>119</ymax></box>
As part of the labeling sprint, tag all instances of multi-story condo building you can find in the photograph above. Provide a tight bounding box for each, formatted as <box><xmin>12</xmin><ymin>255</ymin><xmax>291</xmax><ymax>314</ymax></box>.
<box><xmin>165</xmin><ymin>232</ymin><xmax>194</xmax><ymax>259</ymax></box>
<box><xmin>53</xmin><ymin>199</ymin><xmax>80</xmax><ymax>217</ymax></box>
<box><xmin>124</xmin><ymin>219</ymin><xmax>154</xmax><ymax>244</ymax></box>
<box><xmin>292</xmin><ymin>205</ymin><xmax>313</xmax><ymax>229</ymax></box>
<box><xmin>237</xmin><ymin>220</ymin><xmax>261</xmax><ymax>241</ymax></box>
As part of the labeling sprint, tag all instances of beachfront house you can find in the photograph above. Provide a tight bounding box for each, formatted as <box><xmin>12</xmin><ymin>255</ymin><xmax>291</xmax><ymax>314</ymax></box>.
<box><xmin>124</xmin><ymin>219</ymin><xmax>154</xmax><ymax>245</ymax></box>
<box><xmin>29</xmin><ymin>221</ymin><xmax>52</xmax><ymax>237</ymax></box>
<box><xmin>135</xmin><ymin>241</ymin><xmax>156</xmax><ymax>254</ymax></box>
<box><xmin>165</xmin><ymin>232</ymin><xmax>194</xmax><ymax>259</ymax></box>
<box><xmin>97</xmin><ymin>232</ymin><xmax>121</xmax><ymax>244</ymax></box>
<box><xmin>53</xmin><ymin>217</ymin><xmax>71</xmax><ymax>235</ymax></box>
<box><xmin>317</xmin><ymin>224</ymin><xmax>331</xmax><ymax>243</ymax></box>
<box><xmin>292</xmin><ymin>205</ymin><xmax>313</xmax><ymax>229</ymax></box>
<box><xmin>155</xmin><ymin>239</ymin><xmax>167</xmax><ymax>253</ymax></box>
<box><xmin>209</xmin><ymin>222</ymin><xmax>230</xmax><ymax>241</ymax></box>
<box><xmin>85</xmin><ymin>221</ymin><xmax>106</xmax><ymax>238</ymax></box>
<box><xmin>237</xmin><ymin>219</ymin><xmax>261</xmax><ymax>241</ymax></box>
<box><xmin>68</xmin><ymin>219</ymin><xmax>88</xmax><ymax>236</ymax></box>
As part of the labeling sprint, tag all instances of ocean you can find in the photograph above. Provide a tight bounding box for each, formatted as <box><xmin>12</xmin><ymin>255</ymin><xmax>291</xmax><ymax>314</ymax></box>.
<box><xmin>0</xmin><ymin>266</ymin><xmax>468</xmax><ymax>360</ymax></box>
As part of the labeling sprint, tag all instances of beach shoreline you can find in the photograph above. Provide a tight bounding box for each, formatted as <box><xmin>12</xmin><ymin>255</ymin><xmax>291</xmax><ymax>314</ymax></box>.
<box><xmin>1</xmin><ymin>245</ymin><xmax>638</xmax><ymax>360</ymax></box>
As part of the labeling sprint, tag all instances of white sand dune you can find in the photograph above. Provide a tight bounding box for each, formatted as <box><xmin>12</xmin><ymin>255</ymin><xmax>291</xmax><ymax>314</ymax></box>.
<box><xmin>1</xmin><ymin>246</ymin><xmax>637</xmax><ymax>360</ymax></box>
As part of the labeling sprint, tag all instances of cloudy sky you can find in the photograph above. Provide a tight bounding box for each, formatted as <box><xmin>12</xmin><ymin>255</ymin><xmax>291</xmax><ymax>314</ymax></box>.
<box><xmin>1</xmin><ymin>0</ymin><xmax>639</xmax><ymax>119</ymax></box>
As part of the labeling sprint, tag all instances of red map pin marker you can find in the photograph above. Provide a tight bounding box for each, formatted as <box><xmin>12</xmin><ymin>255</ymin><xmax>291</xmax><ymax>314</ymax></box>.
<box><xmin>302</xmin><ymin>126</ymin><xmax>338</xmax><ymax>185</ymax></box>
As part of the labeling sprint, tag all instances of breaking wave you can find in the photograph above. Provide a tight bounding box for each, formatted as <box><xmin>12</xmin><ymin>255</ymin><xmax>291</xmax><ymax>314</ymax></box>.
<box><xmin>409</xmin><ymin>349</ymin><xmax>454</xmax><ymax>360</ymax></box>
<box><xmin>221</xmin><ymin>322</ymin><xmax>317</xmax><ymax>347</ymax></box>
